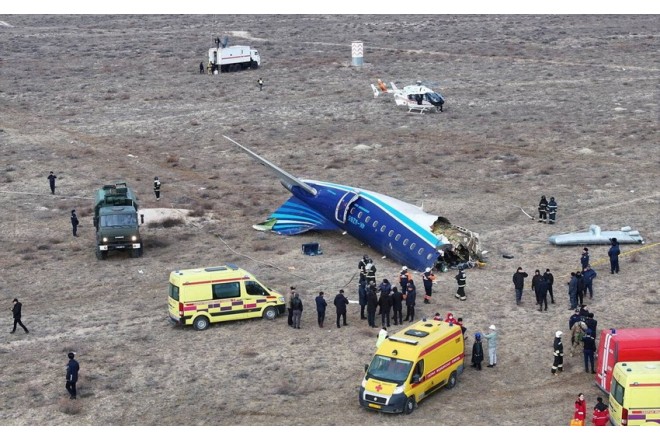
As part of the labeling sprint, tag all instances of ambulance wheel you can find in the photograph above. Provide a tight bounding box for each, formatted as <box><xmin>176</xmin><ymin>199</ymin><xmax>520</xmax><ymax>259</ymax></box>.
<box><xmin>404</xmin><ymin>396</ymin><xmax>416</xmax><ymax>415</ymax></box>
<box><xmin>193</xmin><ymin>316</ymin><xmax>209</xmax><ymax>331</ymax></box>
<box><xmin>446</xmin><ymin>371</ymin><xmax>457</xmax><ymax>389</ymax></box>
<box><xmin>263</xmin><ymin>306</ymin><xmax>277</xmax><ymax>320</ymax></box>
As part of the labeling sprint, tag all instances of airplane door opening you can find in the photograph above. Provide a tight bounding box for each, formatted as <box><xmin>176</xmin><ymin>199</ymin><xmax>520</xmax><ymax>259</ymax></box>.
<box><xmin>335</xmin><ymin>191</ymin><xmax>359</xmax><ymax>224</ymax></box>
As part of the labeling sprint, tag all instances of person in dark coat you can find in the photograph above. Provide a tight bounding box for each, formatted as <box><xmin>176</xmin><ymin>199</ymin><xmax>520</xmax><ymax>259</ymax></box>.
<box><xmin>585</xmin><ymin>313</ymin><xmax>598</xmax><ymax>337</ymax></box>
<box><xmin>10</xmin><ymin>298</ymin><xmax>29</xmax><ymax>334</ymax></box>
<box><xmin>66</xmin><ymin>352</ymin><xmax>80</xmax><ymax>399</ymax></box>
<box><xmin>287</xmin><ymin>287</ymin><xmax>296</xmax><ymax>327</ymax></box>
<box><xmin>537</xmin><ymin>195</ymin><xmax>548</xmax><ymax>223</ymax></box>
<box><xmin>422</xmin><ymin>267</ymin><xmax>436</xmax><ymax>304</ymax></box>
<box><xmin>199</xmin><ymin>62</ymin><xmax>204</xmax><ymax>74</ymax></box>
<box><xmin>551</xmin><ymin>331</ymin><xmax>564</xmax><ymax>375</ymax></box>
<box><xmin>582</xmin><ymin>265</ymin><xmax>597</xmax><ymax>299</ymax></box>
<box><xmin>582</xmin><ymin>329</ymin><xmax>596</xmax><ymax>373</ymax></box>
<box><xmin>333</xmin><ymin>289</ymin><xmax>349</xmax><ymax>328</ymax></box>
<box><xmin>568</xmin><ymin>272</ymin><xmax>578</xmax><ymax>310</ymax></box>
<box><xmin>580</xmin><ymin>248</ymin><xmax>590</xmax><ymax>271</ymax></box>
<box><xmin>366</xmin><ymin>283</ymin><xmax>378</xmax><ymax>328</ymax></box>
<box><xmin>47</xmin><ymin>171</ymin><xmax>57</xmax><ymax>194</ymax></box>
<box><xmin>575</xmin><ymin>271</ymin><xmax>585</xmax><ymax>307</ymax></box>
<box><xmin>531</xmin><ymin>270</ymin><xmax>543</xmax><ymax>305</ymax></box>
<box><xmin>365</xmin><ymin>260</ymin><xmax>377</xmax><ymax>286</ymax></box>
<box><xmin>535</xmin><ymin>274</ymin><xmax>549</xmax><ymax>311</ymax></box>
<box><xmin>543</xmin><ymin>268</ymin><xmax>555</xmax><ymax>304</ymax></box>
<box><xmin>358</xmin><ymin>255</ymin><xmax>369</xmax><ymax>320</ymax></box>
<box><xmin>608</xmin><ymin>238</ymin><xmax>621</xmax><ymax>274</ymax></box>
<box><xmin>70</xmin><ymin>209</ymin><xmax>79</xmax><ymax>237</ymax></box>
<box><xmin>257</xmin><ymin>77</ymin><xmax>264</xmax><ymax>91</ymax></box>
<box><xmin>471</xmin><ymin>333</ymin><xmax>484</xmax><ymax>370</ymax></box>
<box><xmin>455</xmin><ymin>269</ymin><xmax>466</xmax><ymax>301</ymax></box>
<box><xmin>547</xmin><ymin>197</ymin><xmax>558</xmax><ymax>224</ymax></box>
<box><xmin>291</xmin><ymin>293</ymin><xmax>303</xmax><ymax>329</ymax></box>
<box><xmin>404</xmin><ymin>284</ymin><xmax>416</xmax><ymax>322</ymax></box>
<box><xmin>512</xmin><ymin>267</ymin><xmax>528</xmax><ymax>305</ymax></box>
<box><xmin>391</xmin><ymin>287</ymin><xmax>403</xmax><ymax>325</ymax></box>
<box><xmin>315</xmin><ymin>292</ymin><xmax>327</xmax><ymax>328</ymax></box>
<box><xmin>378</xmin><ymin>279</ymin><xmax>392</xmax><ymax>328</ymax></box>
<box><xmin>569</xmin><ymin>308</ymin><xmax>583</xmax><ymax>331</ymax></box>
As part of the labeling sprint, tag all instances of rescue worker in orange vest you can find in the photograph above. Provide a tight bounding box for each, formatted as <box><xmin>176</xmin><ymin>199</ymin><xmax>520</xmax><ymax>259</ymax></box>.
<box><xmin>422</xmin><ymin>267</ymin><xmax>436</xmax><ymax>304</ymax></box>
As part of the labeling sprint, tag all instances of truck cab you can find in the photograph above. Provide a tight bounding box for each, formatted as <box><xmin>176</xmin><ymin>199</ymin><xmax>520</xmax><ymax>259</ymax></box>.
<box><xmin>94</xmin><ymin>182</ymin><xmax>142</xmax><ymax>259</ymax></box>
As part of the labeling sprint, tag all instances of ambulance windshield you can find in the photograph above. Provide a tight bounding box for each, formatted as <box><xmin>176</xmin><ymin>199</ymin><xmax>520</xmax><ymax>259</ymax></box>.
<box><xmin>367</xmin><ymin>355</ymin><xmax>412</xmax><ymax>385</ymax></box>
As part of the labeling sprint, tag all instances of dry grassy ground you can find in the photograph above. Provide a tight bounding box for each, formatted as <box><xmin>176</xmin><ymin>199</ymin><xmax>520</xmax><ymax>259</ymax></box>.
<box><xmin>0</xmin><ymin>15</ymin><xmax>658</xmax><ymax>427</ymax></box>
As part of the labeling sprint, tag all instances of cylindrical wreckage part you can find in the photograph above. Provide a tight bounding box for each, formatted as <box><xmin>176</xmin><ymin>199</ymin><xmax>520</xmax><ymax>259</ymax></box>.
<box><xmin>351</xmin><ymin>41</ymin><xmax>363</xmax><ymax>67</ymax></box>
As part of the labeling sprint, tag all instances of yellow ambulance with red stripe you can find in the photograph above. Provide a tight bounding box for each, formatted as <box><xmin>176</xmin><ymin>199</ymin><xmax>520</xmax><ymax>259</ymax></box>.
<box><xmin>609</xmin><ymin>361</ymin><xmax>660</xmax><ymax>426</ymax></box>
<box><xmin>359</xmin><ymin>318</ymin><xmax>465</xmax><ymax>414</ymax></box>
<box><xmin>168</xmin><ymin>264</ymin><xmax>286</xmax><ymax>331</ymax></box>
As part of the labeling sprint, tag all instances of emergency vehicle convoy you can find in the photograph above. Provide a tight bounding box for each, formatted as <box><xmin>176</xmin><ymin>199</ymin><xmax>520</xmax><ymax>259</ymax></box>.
<box><xmin>595</xmin><ymin>328</ymin><xmax>660</xmax><ymax>393</ymax></box>
<box><xmin>359</xmin><ymin>318</ymin><xmax>464</xmax><ymax>414</ymax></box>
<box><xmin>168</xmin><ymin>264</ymin><xmax>286</xmax><ymax>331</ymax></box>
<box><xmin>608</xmin><ymin>361</ymin><xmax>660</xmax><ymax>426</ymax></box>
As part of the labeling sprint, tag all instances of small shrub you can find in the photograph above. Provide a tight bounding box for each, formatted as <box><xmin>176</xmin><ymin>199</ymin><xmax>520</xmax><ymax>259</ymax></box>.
<box><xmin>166</xmin><ymin>154</ymin><xmax>179</xmax><ymax>164</ymax></box>
<box><xmin>37</xmin><ymin>244</ymin><xmax>50</xmax><ymax>250</ymax></box>
<box><xmin>162</xmin><ymin>217</ymin><xmax>185</xmax><ymax>228</ymax></box>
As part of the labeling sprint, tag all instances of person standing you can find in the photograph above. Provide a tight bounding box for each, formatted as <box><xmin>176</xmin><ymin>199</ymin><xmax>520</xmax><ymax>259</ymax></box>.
<box><xmin>315</xmin><ymin>291</ymin><xmax>327</xmax><ymax>328</ymax></box>
<box><xmin>543</xmin><ymin>268</ymin><xmax>555</xmax><ymax>304</ymax></box>
<box><xmin>404</xmin><ymin>284</ymin><xmax>416</xmax><ymax>322</ymax></box>
<box><xmin>358</xmin><ymin>255</ymin><xmax>368</xmax><ymax>320</ymax></box>
<box><xmin>291</xmin><ymin>293</ymin><xmax>303</xmax><ymax>329</ymax></box>
<box><xmin>471</xmin><ymin>333</ymin><xmax>484</xmax><ymax>370</ymax></box>
<box><xmin>199</xmin><ymin>62</ymin><xmax>204</xmax><ymax>74</ymax></box>
<box><xmin>582</xmin><ymin>265</ymin><xmax>597</xmax><ymax>300</ymax></box>
<box><xmin>537</xmin><ymin>195</ymin><xmax>548</xmax><ymax>223</ymax></box>
<box><xmin>512</xmin><ymin>267</ymin><xmax>528</xmax><ymax>306</ymax></box>
<box><xmin>552</xmin><ymin>331</ymin><xmax>564</xmax><ymax>375</ymax></box>
<box><xmin>582</xmin><ymin>329</ymin><xmax>596</xmax><ymax>373</ymax></box>
<box><xmin>536</xmin><ymin>273</ymin><xmax>549</xmax><ymax>312</ymax></box>
<box><xmin>455</xmin><ymin>269</ymin><xmax>466</xmax><ymax>301</ymax></box>
<box><xmin>66</xmin><ymin>352</ymin><xmax>80</xmax><ymax>399</ymax></box>
<box><xmin>484</xmin><ymin>324</ymin><xmax>497</xmax><ymax>367</ymax></box>
<box><xmin>70</xmin><ymin>209</ymin><xmax>79</xmax><ymax>237</ymax></box>
<box><xmin>575</xmin><ymin>271</ymin><xmax>585</xmax><ymax>307</ymax></box>
<box><xmin>365</xmin><ymin>259</ymin><xmax>377</xmax><ymax>287</ymax></box>
<box><xmin>531</xmin><ymin>269</ymin><xmax>543</xmax><ymax>305</ymax></box>
<box><xmin>366</xmin><ymin>283</ymin><xmax>378</xmax><ymax>328</ymax></box>
<box><xmin>422</xmin><ymin>267</ymin><xmax>436</xmax><ymax>304</ymax></box>
<box><xmin>257</xmin><ymin>77</ymin><xmax>263</xmax><ymax>91</ymax></box>
<box><xmin>391</xmin><ymin>287</ymin><xmax>403</xmax><ymax>326</ymax></box>
<box><xmin>585</xmin><ymin>313</ymin><xmax>598</xmax><ymax>339</ymax></box>
<box><xmin>574</xmin><ymin>393</ymin><xmax>587</xmax><ymax>425</ymax></box>
<box><xmin>580</xmin><ymin>248</ymin><xmax>590</xmax><ymax>271</ymax></box>
<box><xmin>47</xmin><ymin>171</ymin><xmax>57</xmax><ymax>194</ymax></box>
<box><xmin>568</xmin><ymin>272</ymin><xmax>579</xmax><ymax>310</ymax></box>
<box><xmin>378</xmin><ymin>280</ymin><xmax>392</xmax><ymax>328</ymax></box>
<box><xmin>592</xmin><ymin>397</ymin><xmax>610</xmax><ymax>426</ymax></box>
<box><xmin>10</xmin><ymin>298</ymin><xmax>29</xmax><ymax>334</ymax></box>
<box><xmin>153</xmin><ymin>177</ymin><xmax>161</xmax><ymax>201</ymax></box>
<box><xmin>333</xmin><ymin>289</ymin><xmax>349</xmax><ymax>328</ymax></box>
<box><xmin>287</xmin><ymin>287</ymin><xmax>296</xmax><ymax>327</ymax></box>
<box><xmin>399</xmin><ymin>266</ymin><xmax>411</xmax><ymax>293</ymax></box>
<box><xmin>608</xmin><ymin>238</ymin><xmax>621</xmax><ymax>274</ymax></box>
<box><xmin>547</xmin><ymin>197</ymin><xmax>558</xmax><ymax>224</ymax></box>
<box><xmin>376</xmin><ymin>327</ymin><xmax>388</xmax><ymax>348</ymax></box>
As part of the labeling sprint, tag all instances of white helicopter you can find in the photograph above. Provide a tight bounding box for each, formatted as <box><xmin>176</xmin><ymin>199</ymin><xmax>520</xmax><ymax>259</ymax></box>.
<box><xmin>371</xmin><ymin>79</ymin><xmax>445</xmax><ymax>114</ymax></box>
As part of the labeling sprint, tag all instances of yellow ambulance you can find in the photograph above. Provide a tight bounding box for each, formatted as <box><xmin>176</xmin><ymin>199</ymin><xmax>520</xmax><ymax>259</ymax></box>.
<box><xmin>168</xmin><ymin>264</ymin><xmax>286</xmax><ymax>331</ymax></box>
<box><xmin>609</xmin><ymin>361</ymin><xmax>660</xmax><ymax>426</ymax></box>
<box><xmin>359</xmin><ymin>318</ymin><xmax>465</xmax><ymax>414</ymax></box>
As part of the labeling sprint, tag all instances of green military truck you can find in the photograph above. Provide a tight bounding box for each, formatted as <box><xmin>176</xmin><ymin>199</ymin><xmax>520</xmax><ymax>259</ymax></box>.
<box><xmin>93</xmin><ymin>182</ymin><xmax>143</xmax><ymax>260</ymax></box>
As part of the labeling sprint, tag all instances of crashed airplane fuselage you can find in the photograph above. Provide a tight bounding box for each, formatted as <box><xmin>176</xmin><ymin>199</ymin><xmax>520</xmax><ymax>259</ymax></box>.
<box><xmin>224</xmin><ymin>136</ymin><xmax>485</xmax><ymax>272</ymax></box>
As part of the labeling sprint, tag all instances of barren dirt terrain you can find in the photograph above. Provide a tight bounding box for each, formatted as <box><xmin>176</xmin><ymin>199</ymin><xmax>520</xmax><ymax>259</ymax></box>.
<box><xmin>0</xmin><ymin>15</ymin><xmax>658</xmax><ymax>426</ymax></box>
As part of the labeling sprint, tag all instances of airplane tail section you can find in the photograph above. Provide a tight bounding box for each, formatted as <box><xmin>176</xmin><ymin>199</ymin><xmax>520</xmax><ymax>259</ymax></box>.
<box><xmin>223</xmin><ymin>135</ymin><xmax>318</xmax><ymax>196</ymax></box>
<box><xmin>390</xmin><ymin>82</ymin><xmax>399</xmax><ymax>92</ymax></box>
<box><xmin>370</xmin><ymin>84</ymin><xmax>380</xmax><ymax>98</ymax></box>
<box><xmin>254</xmin><ymin>195</ymin><xmax>340</xmax><ymax>235</ymax></box>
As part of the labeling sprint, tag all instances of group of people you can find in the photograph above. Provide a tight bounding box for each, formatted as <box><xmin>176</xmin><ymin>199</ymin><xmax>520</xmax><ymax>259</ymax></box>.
<box><xmin>572</xmin><ymin>393</ymin><xmax>610</xmax><ymax>426</ymax></box>
<box><xmin>512</xmin><ymin>267</ymin><xmax>555</xmax><ymax>309</ymax></box>
<box><xmin>537</xmin><ymin>195</ymin><xmax>558</xmax><ymax>224</ymax></box>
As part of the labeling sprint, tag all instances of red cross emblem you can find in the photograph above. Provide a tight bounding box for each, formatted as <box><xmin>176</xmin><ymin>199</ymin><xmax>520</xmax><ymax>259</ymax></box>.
<box><xmin>375</xmin><ymin>384</ymin><xmax>382</xmax><ymax>392</ymax></box>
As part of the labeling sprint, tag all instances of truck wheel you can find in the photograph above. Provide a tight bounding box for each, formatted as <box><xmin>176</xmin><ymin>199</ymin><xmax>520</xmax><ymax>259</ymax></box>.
<box><xmin>446</xmin><ymin>371</ymin><xmax>458</xmax><ymax>389</ymax></box>
<box><xmin>193</xmin><ymin>316</ymin><xmax>209</xmax><ymax>331</ymax></box>
<box><xmin>263</xmin><ymin>306</ymin><xmax>277</xmax><ymax>320</ymax></box>
<box><xmin>96</xmin><ymin>249</ymin><xmax>107</xmax><ymax>260</ymax></box>
<box><xmin>251</xmin><ymin>60</ymin><xmax>259</xmax><ymax>69</ymax></box>
<box><xmin>404</xmin><ymin>396</ymin><xmax>416</xmax><ymax>415</ymax></box>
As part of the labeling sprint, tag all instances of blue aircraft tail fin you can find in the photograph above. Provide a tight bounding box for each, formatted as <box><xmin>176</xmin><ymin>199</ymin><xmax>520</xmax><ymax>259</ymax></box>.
<box><xmin>253</xmin><ymin>196</ymin><xmax>339</xmax><ymax>235</ymax></box>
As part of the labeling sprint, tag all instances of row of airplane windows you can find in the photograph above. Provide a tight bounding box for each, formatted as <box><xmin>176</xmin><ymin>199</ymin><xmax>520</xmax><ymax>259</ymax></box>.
<box><xmin>351</xmin><ymin>207</ymin><xmax>435</xmax><ymax>260</ymax></box>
